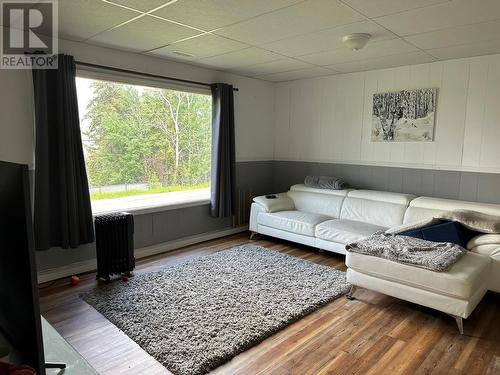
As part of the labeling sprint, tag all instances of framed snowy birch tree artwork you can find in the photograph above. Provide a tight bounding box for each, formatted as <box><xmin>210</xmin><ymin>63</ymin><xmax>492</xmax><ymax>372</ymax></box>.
<box><xmin>371</xmin><ymin>88</ymin><xmax>437</xmax><ymax>142</ymax></box>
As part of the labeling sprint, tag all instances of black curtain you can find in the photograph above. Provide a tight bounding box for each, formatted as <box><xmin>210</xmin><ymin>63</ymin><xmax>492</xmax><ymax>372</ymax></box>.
<box><xmin>32</xmin><ymin>54</ymin><xmax>94</xmax><ymax>250</ymax></box>
<box><xmin>210</xmin><ymin>83</ymin><xmax>236</xmax><ymax>218</ymax></box>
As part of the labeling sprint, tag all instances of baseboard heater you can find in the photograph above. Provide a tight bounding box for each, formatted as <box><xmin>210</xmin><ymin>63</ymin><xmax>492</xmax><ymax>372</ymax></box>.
<box><xmin>94</xmin><ymin>212</ymin><xmax>135</xmax><ymax>282</ymax></box>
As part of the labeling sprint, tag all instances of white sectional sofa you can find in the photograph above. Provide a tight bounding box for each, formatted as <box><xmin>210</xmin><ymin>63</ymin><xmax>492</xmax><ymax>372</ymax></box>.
<box><xmin>250</xmin><ymin>184</ymin><xmax>415</xmax><ymax>254</ymax></box>
<box><xmin>249</xmin><ymin>184</ymin><xmax>500</xmax><ymax>333</ymax></box>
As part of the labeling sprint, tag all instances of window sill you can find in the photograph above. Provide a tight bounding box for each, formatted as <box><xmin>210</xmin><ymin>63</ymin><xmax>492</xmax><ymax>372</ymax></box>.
<box><xmin>91</xmin><ymin>188</ymin><xmax>211</xmax><ymax>216</ymax></box>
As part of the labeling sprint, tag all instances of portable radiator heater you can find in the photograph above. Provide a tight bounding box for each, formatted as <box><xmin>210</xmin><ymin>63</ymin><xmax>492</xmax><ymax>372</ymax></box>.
<box><xmin>94</xmin><ymin>212</ymin><xmax>135</xmax><ymax>282</ymax></box>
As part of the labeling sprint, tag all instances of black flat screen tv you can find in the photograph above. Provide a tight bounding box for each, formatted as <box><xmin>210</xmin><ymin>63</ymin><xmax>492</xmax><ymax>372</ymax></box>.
<box><xmin>0</xmin><ymin>160</ymin><xmax>45</xmax><ymax>374</ymax></box>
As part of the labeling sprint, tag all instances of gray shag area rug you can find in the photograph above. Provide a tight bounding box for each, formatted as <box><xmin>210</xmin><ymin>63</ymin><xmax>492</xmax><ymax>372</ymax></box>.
<box><xmin>81</xmin><ymin>244</ymin><xmax>349</xmax><ymax>375</ymax></box>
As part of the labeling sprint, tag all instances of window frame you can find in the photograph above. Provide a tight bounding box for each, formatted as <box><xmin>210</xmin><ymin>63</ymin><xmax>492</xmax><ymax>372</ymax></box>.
<box><xmin>76</xmin><ymin>66</ymin><xmax>212</xmax><ymax>96</ymax></box>
<box><xmin>76</xmin><ymin>67</ymin><xmax>213</xmax><ymax>215</ymax></box>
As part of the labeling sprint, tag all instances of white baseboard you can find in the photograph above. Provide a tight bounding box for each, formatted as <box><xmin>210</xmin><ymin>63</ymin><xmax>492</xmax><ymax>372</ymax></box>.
<box><xmin>37</xmin><ymin>226</ymin><xmax>248</xmax><ymax>284</ymax></box>
<box><xmin>38</xmin><ymin>258</ymin><xmax>98</xmax><ymax>284</ymax></box>
<box><xmin>134</xmin><ymin>226</ymin><xmax>248</xmax><ymax>258</ymax></box>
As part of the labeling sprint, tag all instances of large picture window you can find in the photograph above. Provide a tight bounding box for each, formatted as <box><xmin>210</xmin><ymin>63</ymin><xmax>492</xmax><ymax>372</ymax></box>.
<box><xmin>76</xmin><ymin>75</ymin><xmax>212</xmax><ymax>214</ymax></box>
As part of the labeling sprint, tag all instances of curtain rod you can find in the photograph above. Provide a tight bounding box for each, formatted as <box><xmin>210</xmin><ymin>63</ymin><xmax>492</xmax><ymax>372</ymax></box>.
<box><xmin>75</xmin><ymin>61</ymin><xmax>239</xmax><ymax>91</ymax></box>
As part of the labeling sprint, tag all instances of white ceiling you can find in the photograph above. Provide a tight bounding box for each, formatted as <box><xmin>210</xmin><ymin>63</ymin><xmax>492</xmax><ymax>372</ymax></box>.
<box><xmin>48</xmin><ymin>0</ymin><xmax>500</xmax><ymax>81</ymax></box>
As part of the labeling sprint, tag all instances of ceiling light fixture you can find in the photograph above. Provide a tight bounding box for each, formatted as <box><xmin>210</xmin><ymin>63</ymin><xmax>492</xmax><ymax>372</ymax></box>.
<box><xmin>342</xmin><ymin>33</ymin><xmax>371</xmax><ymax>51</ymax></box>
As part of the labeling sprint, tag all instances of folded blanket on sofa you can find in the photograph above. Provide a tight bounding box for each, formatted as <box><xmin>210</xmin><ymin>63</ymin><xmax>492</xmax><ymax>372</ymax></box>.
<box><xmin>346</xmin><ymin>233</ymin><xmax>466</xmax><ymax>272</ymax></box>
<box><xmin>304</xmin><ymin>175</ymin><xmax>349</xmax><ymax>190</ymax></box>
<box><xmin>435</xmin><ymin>209</ymin><xmax>500</xmax><ymax>234</ymax></box>
<box><xmin>385</xmin><ymin>218</ymin><xmax>440</xmax><ymax>235</ymax></box>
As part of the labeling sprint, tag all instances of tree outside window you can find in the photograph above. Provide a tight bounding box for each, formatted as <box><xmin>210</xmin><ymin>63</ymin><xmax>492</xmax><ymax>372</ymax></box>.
<box><xmin>76</xmin><ymin>77</ymin><xmax>212</xmax><ymax>202</ymax></box>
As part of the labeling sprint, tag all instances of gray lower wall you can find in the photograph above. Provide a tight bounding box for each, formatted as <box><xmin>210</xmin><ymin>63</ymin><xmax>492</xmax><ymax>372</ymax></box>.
<box><xmin>35</xmin><ymin>159</ymin><xmax>500</xmax><ymax>271</ymax></box>
<box><xmin>272</xmin><ymin>161</ymin><xmax>500</xmax><ymax>204</ymax></box>
<box><xmin>35</xmin><ymin>161</ymin><xmax>273</xmax><ymax>271</ymax></box>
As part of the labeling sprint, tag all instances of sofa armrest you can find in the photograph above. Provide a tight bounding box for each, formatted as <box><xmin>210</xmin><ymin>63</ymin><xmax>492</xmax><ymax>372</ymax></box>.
<box><xmin>467</xmin><ymin>234</ymin><xmax>500</xmax><ymax>260</ymax></box>
<box><xmin>249</xmin><ymin>203</ymin><xmax>265</xmax><ymax>232</ymax></box>
<box><xmin>253</xmin><ymin>193</ymin><xmax>295</xmax><ymax>213</ymax></box>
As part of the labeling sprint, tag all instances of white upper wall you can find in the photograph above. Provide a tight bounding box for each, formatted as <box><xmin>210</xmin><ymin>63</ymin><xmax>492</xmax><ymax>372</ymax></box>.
<box><xmin>3</xmin><ymin>39</ymin><xmax>500</xmax><ymax>174</ymax></box>
<box><xmin>0</xmin><ymin>38</ymin><xmax>275</xmax><ymax>166</ymax></box>
<box><xmin>274</xmin><ymin>54</ymin><xmax>500</xmax><ymax>174</ymax></box>
<box><xmin>0</xmin><ymin>68</ymin><xmax>35</xmax><ymax>166</ymax></box>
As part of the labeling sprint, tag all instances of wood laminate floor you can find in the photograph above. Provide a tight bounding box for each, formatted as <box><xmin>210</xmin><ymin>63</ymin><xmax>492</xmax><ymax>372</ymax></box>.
<box><xmin>39</xmin><ymin>233</ymin><xmax>500</xmax><ymax>375</ymax></box>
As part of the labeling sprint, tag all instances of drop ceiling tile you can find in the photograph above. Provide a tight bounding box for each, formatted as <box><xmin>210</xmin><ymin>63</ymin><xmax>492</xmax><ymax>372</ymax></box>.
<box><xmin>56</xmin><ymin>0</ymin><xmax>141</xmax><ymax>41</ymax></box>
<box><xmin>149</xmin><ymin>34</ymin><xmax>249</xmax><ymax>60</ymax></box>
<box><xmin>327</xmin><ymin>51</ymin><xmax>436</xmax><ymax>73</ymax></box>
<box><xmin>262</xmin><ymin>20</ymin><xmax>394</xmax><ymax>57</ymax></box>
<box><xmin>375</xmin><ymin>0</ymin><xmax>500</xmax><ymax>36</ymax></box>
<box><xmin>405</xmin><ymin>20</ymin><xmax>500</xmax><ymax>50</ymax></box>
<box><xmin>215</xmin><ymin>0</ymin><xmax>364</xmax><ymax>45</ymax></box>
<box><xmin>152</xmin><ymin>0</ymin><xmax>302</xmax><ymax>31</ymax></box>
<box><xmin>426</xmin><ymin>39</ymin><xmax>500</xmax><ymax>60</ymax></box>
<box><xmin>257</xmin><ymin>67</ymin><xmax>337</xmax><ymax>82</ymax></box>
<box><xmin>106</xmin><ymin>0</ymin><xmax>172</xmax><ymax>12</ymax></box>
<box><xmin>196</xmin><ymin>47</ymin><xmax>282</xmax><ymax>69</ymax></box>
<box><xmin>230</xmin><ymin>58</ymin><xmax>314</xmax><ymax>77</ymax></box>
<box><xmin>341</xmin><ymin>0</ymin><xmax>450</xmax><ymax>18</ymax></box>
<box><xmin>298</xmin><ymin>38</ymin><xmax>417</xmax><ymax>66</ymax></box>
<box><xmin>89</xmin><ymin>15</ymin><xmax>202</xmax><ymax>52</ymax></box>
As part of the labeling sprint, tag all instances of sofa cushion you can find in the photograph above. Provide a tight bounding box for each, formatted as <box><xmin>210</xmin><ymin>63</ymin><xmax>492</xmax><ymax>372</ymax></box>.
<box><xmin>403</xmin><ymin>196</ymin><xmax>500</xmax><ymax>224</ymax></box>
<box><xmin>436</xmin><ymin>210</ymin><xmax>500</xmax><ymax>234</ymax></box>
<box><xmin>253</xmin><ymin>193</ymin><xmax>295</xmax><ymax>213</ymax></box>
<box><xmin>341</xmin><ymin>190</ymin><xmax>415</xmax><ymax>228</ymax></box>
<box><xmin>258</xmin><ymin>210</ymin><xmax>330</xmax><ymax>237</ymax></box>
<box><xmin>287</xmin><ymin>191</ymin><xmax>346</xmax><ymax>218</ymax></box>
<box><xmin>469</xmin><ymin>245</ymin><xmax>500</xmax><ymax>260</ymax></box>
<box><xmin>385</xmin><ymin>218</ymin><xmax>440</xmax><ymax>235</ymax></box>
<box><xmin>399</xmin><ymin>228</ymin><xmax>424</xmax><ymax>239</ymax></box>
<box><xmin>289</xmin><ymin>184</ymin><xmax>351</xmax><ymax>196</ymax></box>
<box><xmin>315</xmin><ymin>219</ymin><xmax>387</xmax><ymax>244</ymax></box>
<box><xmin>400</xmin><ymin>221</ymin><xmax>476</xmax><ymax>248</ymax></box>
<box><xmin>346</xmin><ymin>251</ymin><xmax>490</xmax><ymax>299</ymax></box>
<box><xmin>467</xmin><ymin>234</ymin><xmax>500</xmax><ymax>248</ymax></box>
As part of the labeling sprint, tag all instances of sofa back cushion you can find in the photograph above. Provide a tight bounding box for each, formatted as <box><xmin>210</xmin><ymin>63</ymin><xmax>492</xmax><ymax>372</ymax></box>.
<box><xmin>403</xmin><ymin>197</ymin><xmax>500</xmax><ymax>224</ymax></box>
<box><xmin>287</xmin><ymin>184</ymin><xmax>350</xmax><ymax>218</ymax></box>
<box><xmin>340</xmin><ymin>190</ymin><xmax>415</xmax><ymax>228</ymax></box>
<box><xmin>289</xmin><ymin>184</ymin><xmax>351</xmax><ymax>196</ymax></box>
